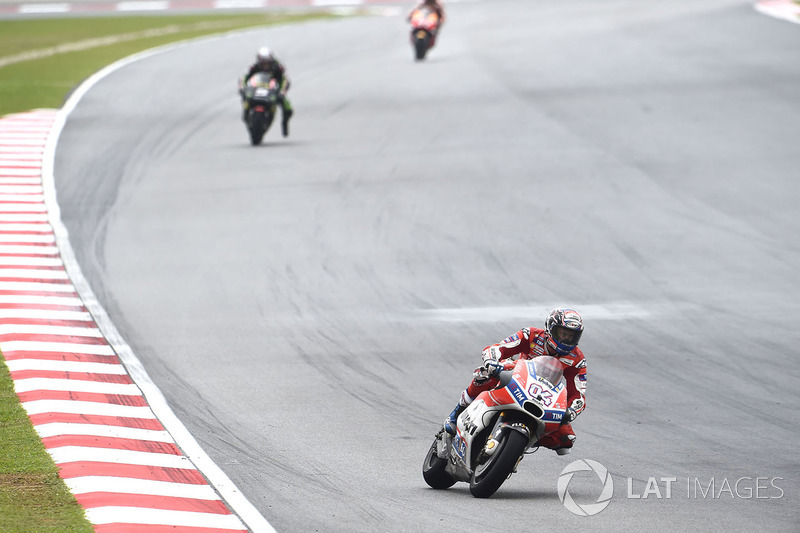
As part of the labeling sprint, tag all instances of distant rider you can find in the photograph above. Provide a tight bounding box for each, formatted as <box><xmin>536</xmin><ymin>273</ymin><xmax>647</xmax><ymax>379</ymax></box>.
<box><xmin>443</xmin><ymin>308</ymin><xmax>587</xmax><ymax>455</ymax></box>
<box><xmin>408</xmin><ymin>0</ymin><xmax>446</xmax><ymax>47</ymax></box>
<box><xmin>239</xmin><ymin>47</ymin><xmax>293</xmax><ymax>137</ymax></box>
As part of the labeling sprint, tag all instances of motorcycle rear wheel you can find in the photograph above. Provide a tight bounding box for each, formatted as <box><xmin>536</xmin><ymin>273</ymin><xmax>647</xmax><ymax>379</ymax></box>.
<box><xmin>422</xmin><ymin>435</ymin><xmax>456</xmax><ymax>489</ymax></box>
<box><xmin>469</xmin><ymin>429</ymin><xmax>528</xmax><ymax>498</ymax></box>
<box><xmin>414</xmin><ymin>38</ymin><xmax>428</xmax><ymax>61</ymax></box>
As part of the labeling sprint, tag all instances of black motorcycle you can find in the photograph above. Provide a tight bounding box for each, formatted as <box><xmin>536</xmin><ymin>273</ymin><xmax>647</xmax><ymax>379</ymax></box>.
<box><xmin>241</xmin><ymin>72</ymin><xmax>281</xmax><ymax>146</ymax></box>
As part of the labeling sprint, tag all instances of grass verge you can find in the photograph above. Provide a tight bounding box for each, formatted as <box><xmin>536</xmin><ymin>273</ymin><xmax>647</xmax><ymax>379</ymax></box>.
<box><xmin>0</xmin><ymin>354</ymin><xmax>93</xmax><ymax>531</ymax></box>
<box><xmin>0</xmin><ymin>11</ymin><xmax>335</xmax><ymax>117</ymax></box>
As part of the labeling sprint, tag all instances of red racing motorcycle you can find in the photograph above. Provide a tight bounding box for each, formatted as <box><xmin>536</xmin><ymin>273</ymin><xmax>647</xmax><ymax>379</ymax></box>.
<box><xmin>423</xmin><ymin>356</ymin><xmax>571</xmax><ymax>497</ymax></box>
<box><xmin>409</xmin><ymin>6</ymin><xmax>441</xmax><ymax>61</ymax></box>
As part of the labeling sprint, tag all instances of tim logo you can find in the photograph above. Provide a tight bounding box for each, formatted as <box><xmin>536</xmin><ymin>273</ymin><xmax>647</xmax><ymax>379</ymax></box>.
<box><xmin>508</xmin><ymin>381</ymin><xmax>526</xmax><ymax>405</ymax></box>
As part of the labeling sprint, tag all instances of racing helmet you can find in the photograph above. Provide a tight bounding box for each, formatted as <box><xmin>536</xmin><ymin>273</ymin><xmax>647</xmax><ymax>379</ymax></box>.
<box><xmin>256</xmin><ymin>47</ymin><xmax>274</xmax><ymax>64</ymax></box>
<box><xmin>545</xmin><ymin>308</ymin><xmax>583</xmax><ymax>355</ymax></box>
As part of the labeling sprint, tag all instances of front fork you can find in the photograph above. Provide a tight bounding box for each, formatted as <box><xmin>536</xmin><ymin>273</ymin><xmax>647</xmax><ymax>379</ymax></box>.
<box><xmin>436</xmin><ymin>430</ymin><xmax>450</xmax><ymax>459</ymax></box>
<box><xmin>478</xmin><ymin>415</ymin><xmax>532</xmax><ymax>472</ymax></box>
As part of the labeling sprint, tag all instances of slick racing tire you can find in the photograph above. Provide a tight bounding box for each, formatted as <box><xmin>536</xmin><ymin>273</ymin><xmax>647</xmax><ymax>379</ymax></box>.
<box><xmin>249</xmin><ymin>123</ymin><xmax>265</xmax><ymax>146</ymax></box>
<box><xmin>248</xmin><ymin>110</ymin><xmax>270</xmax><ymax>146</ymax></box>
<box><xmin>414</xmin><ymin>38</ymin><xmax>428</xmax><ymax>61</ymax></box>
<box><xmin>422</xmin><ymin>437</ymin><xmax>456</xmax><ymax>489</ymax></box>
<box><xmin>469</xmin><ymin>429</ymin><xmax>528</xmax><ymax>498</ymax></box>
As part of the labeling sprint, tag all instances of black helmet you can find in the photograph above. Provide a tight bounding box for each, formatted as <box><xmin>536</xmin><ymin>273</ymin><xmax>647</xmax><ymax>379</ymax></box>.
<box><xmin>545</xmin><ymin>308</ymin><xmax>583</xmax><ymax>355</ymax></box>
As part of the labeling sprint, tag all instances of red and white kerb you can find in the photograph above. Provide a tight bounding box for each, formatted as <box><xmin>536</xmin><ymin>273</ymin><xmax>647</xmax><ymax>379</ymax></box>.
<box><xmin>0</xmin><ymin>110</ymin><xmax>248</xmax><ymax>532</ymax></box>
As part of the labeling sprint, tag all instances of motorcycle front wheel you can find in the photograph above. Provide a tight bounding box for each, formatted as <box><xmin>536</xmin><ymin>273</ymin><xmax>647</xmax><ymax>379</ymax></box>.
<box><xmin>248</xmin><ymin>110</ymin><xmax>267</xmax><ymax>145</ymax></box>
<box><xmin>469</xmin><ymin>429</ymin><xmax>528</xmax><ymax>498</ymax></box>
<box><xmin>249</xmin><ymin>123</ymin><xmax>265</xmax><ymax>145</ymax></box>
<box><xmin>422</xmin><ymin>435</ymin><xmax>456</xmax><ymax>489</ymax></box>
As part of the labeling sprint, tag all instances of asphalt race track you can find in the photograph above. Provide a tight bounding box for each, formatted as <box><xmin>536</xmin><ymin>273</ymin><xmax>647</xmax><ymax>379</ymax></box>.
<box><xmin>53</xmin><ymin>0</ymin><xmax>800</xmax><ymax>530</ymax></box>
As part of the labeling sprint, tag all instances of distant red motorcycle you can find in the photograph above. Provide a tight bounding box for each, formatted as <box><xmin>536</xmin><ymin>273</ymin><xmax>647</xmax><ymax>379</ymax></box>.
<box><xmin>409</xmin><ymin>7</ymin><xmax>441</xmax><ymax>61</ymax></box>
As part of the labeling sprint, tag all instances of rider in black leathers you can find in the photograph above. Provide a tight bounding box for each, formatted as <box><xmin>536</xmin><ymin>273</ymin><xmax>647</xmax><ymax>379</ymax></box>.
<box><xmin>239</xmin><ymin>47</ymin><xmax>293</xmax><ymax>137</ymax></box>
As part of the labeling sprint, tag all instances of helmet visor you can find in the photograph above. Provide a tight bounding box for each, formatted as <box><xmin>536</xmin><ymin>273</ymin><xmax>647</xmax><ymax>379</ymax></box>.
<box><xmin>551</xmin><ymin>325</ymin><xmax>582</xmax><ymax>347</ymax></box>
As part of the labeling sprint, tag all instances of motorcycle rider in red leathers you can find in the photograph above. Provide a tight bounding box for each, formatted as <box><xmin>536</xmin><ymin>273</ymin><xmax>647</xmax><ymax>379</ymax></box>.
<box><xmin>408</xmin><ymin>0</ymin><xmax>446</xmax><ymax>48</ymax></box>
<box><xmin>444</xmin><ymin>308</ymin><xmax>587</xmax><ymax>455</ymax></box>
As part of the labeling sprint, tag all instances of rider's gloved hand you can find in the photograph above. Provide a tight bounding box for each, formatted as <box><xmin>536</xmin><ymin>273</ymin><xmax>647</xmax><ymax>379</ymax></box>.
<box><xmin>564</xmin><ymin>407</ymin><xmax>578</xmax><ymax>423</ymax></box>
<box><xmin>483</xmin><ymin>360</ymin><xmax>504</xmax><ymax>377</ymax></box>
<box><xmin>564</xmin><ymin>399</ymin><xmax>584</xmax><ymax>423</ymax></box>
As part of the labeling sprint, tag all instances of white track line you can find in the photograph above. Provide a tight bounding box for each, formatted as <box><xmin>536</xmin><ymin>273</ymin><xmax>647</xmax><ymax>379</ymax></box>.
<box><xmin>65</xmin><ymin>476</ymin><xmax>221</xmax><ymax>498</ymax></box>
<box><xmin>0</xmin><ymin>310</ymin><xmax>92</xmax><ymax>320</ymax></box>
<box><xmin>415</xmin><ymin>302</ymin><xmax>652</xmax><ymax>322</ymax></box>
<box><xmin>0</xmin><ymin>281</ymin><xmax>77</xmax><ymax>291</ymax></box>
<box><xmin>0</xmin><ymin>294</ymin><xmax>82</xmax><ymax>304</ymax></box>
<box><xmin>0</xmin><ymin>324</ymin><xmax>102</xmax><ymax>336</ymax></box>
<box><xmin>22</xmin><ymin>400</ymin><xmax>156</xmax><ymax>418</ymax></box>
<box><xmin>49</xmin><ymin>447</ymin><xmax>192</xmax><ymax>468</ymax></box>
<box><xmin>14</xmin><ymin>378</ymin><xmax>142</xmax><ymax>394</ymax></box>
<box><xmin>1</xmin><ymin>341</ymin><xmax>115</xmax><ymax>355</ymax></box>
<box><xmin>85</xmin><ymin>508</ymin><xmax>245</xmax><ymax>528</ymax></box>
<box><xmin>6</xmin><ymin>359</ymin><xmax>128</xmax><ymax>374</ymax></box>
<box><xmin>35</xmin><ymin>423</ymin><xmax>173</xmax><ymax>442</ymax></box>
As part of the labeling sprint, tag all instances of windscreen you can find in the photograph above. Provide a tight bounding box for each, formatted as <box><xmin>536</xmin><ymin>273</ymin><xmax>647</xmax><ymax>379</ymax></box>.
<box><xmin>532</xmin><ymin>356</ymin><xmax>565</xmax><ymax>388</ymax></box>
<box><xmin>248</xmin><ymin>72</ymin><xmax>273</xmax><ymax>88</ymax></box>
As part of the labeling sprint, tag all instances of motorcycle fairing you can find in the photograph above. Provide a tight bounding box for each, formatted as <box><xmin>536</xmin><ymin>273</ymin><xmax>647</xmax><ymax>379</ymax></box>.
<box><xmin>446</xmin><ymin>357</ymin><xmax>570</xmax><ymax>479</ymax></box>
<box><xmin>410</xmin><ymin>7</ymin><xmax>439</xmax><ymax>29</ymax></box>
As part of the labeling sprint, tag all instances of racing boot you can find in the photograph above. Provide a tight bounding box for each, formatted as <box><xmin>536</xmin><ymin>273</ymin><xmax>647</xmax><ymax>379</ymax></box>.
<box><xmin>281</xmin><ymin>108</ymin><xmax>293</xmax><ymax>138</ymax></box>
<box><xmin>443</xmin><ymin>404</ymin><xmax>465</xmax><ymax>435</ymax></box>
<box><xmin>536</xmin><ymin>424</ymin><xmax>576</xmax><ymax>455</ymax></box>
